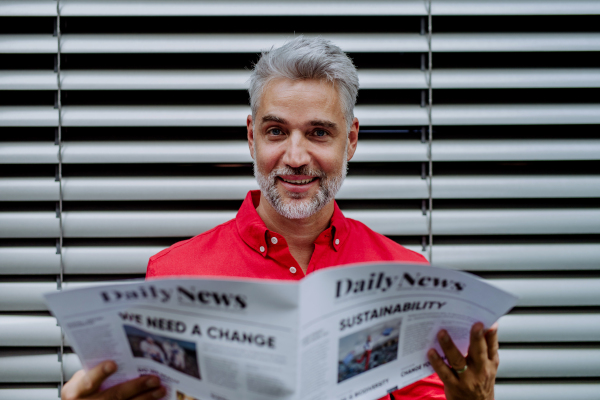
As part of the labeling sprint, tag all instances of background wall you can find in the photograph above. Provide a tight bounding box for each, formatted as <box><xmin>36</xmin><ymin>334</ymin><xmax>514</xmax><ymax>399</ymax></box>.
<box><xmin>1</xmin><ymin>1</ymin><xmax>599</xmax><ymax>399</ymax></box>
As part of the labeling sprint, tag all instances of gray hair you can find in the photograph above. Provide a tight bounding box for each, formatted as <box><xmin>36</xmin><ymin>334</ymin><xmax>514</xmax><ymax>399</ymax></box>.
<box><xmin>248</xmin><ymin>36</ymin><xmax>359</xmax><ymax>131</ymax></box>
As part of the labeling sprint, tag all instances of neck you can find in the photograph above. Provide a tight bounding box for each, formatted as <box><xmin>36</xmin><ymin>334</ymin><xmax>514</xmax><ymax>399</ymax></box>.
<box><xmin>256</xmin><ymin>192</ymin><xmax>334</xmax><ymax>272</ymax></box>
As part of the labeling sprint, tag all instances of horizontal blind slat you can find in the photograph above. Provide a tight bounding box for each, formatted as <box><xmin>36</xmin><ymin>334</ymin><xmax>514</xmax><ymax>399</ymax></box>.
<box><xmin>0</xmin><ymin>247</ymin><xmax>61</xmax><ymax>274</ymax></box>
<box><xmin>0</xmin><ymin>176</ymin><xmax>434</xmax><ymax>201</ymax></box>
<box><xmin>0</xmin><ymin>316</ymin><xmax>61</xmax><ymax>346</ymax></box>
<box><xmin>5</xmin><ymin>69</ymin><xmax>600</xmax><ymax>90</ymax></box>
<box><xmin>4</xmin><ymin>244</ymin><xmax>599</xmax><ymax>275</ymax></box>
<box><xmin>57</xmin><ymin>34</ymin><xmax>427</xmax><ymax>53</ymax></box>
<box><xmin>433</xmin><ymin>140</ymin><xmax>600</xmax><ymax>161</ymax></box>
<box><xmin>433</xmin><ymin>104</ymin><xmax>600</xmax><ymax>125</ymax></box>
<box><xmin>5</xmin><ymin>1</ymin><xmax>600</xmax><ymax>17</ymax></box>
<box><xmin>5</xmin><ymin>140</ymin><xmax>599</xmax><ymax>163</ymax></box>
<box><xmin>0</xmin><ymin>140</ymin><xmax>429</xmax><ymax>164</ymax></box>
<box><xmin>3</xmin><ymin>209</ymin><xmax>600</xmax><ymax>238</ymax></box>
<box><xmin>432</xmin><ymin>209</ymin><xmax>600</xmax><ymax>235</ymax></box>
<box><xmin>433</xmin><ymin>33</ymin><xmax>600</xmax><ymax>52</ymax></box>
<box><xmin>4</xmin><ymin>105</ymin><xmax>600</xmax><ymax>127</ymax></box>
<box><xmin>60</xmin><ymin>0</ymin><xmax>430</xmax><ymax>17</ymax></box>
<box><xmin>5</xmin><ymin>33</ymin><xmax>600</xmax><ymax>54</ymax></box>
<box><xmin>494</xmin><ymin>383</ymin><xmax>600</xmax><ymax>400</ymax></box>
<box><xmin>0</xmin><ymin>107</ymin><xmax>58</xmax><ymax>127</ymax></box>
<box><xmin>488</xmin><ymin>278</ymin><xmax>600</xmax><ymax>306</ymax></box>
<box><xmin>498</xmin><ymin>314</ymin><xmax>600</xmax><ymax>342</ymax></box>
<box><xmin>0</xmin><ymin>388</ymin><xmax>59</xmax><ymax>400</ymax></box>
<box><xmin>432</xmin><ymin>244</ymin><xmax>600</xmax><ymax>271</ymax></box>
<box><xmin>0</xmin><ymin>352</ymin><xmax>61</xmax><ymax>382</ymax></box>
<box><xmin>433</xmin><ymin>176</ymin><xmax>600</xmax><ymax>198</ymax></box>
<box><xmin>497</xmin><ymin>349</ymin><xmax>600</xmax><ymax>378</ymax></box>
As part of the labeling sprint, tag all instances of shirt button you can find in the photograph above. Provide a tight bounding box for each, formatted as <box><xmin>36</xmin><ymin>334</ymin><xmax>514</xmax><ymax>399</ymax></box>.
<box><xmin>260</xmin><ymin>246</ymin><xmax>265</xmax><ymax>252</ymax></box>
<box><xmin>289</xmin><ymin>267</ymin><xmax>297</xmax><ymax>274</ymax></box>
<box><xmin>335</xmin><ymin>239</ymin><xmax>340</xmax><ymax>245</ymax></box>
<box><xmin>271</xmin><ymin>237</ymin><xmax>278</xmax><ymax>245</ymax></box>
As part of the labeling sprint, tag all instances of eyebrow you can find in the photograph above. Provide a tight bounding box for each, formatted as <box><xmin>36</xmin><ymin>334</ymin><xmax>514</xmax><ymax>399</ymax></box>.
<box><xmin>310</xmin><ymin>119</ymin><xmax>337</xmax><ymax>129</ymax></box>
<box><xmin>261</xmin><ymin>114</ymin><xmax>288</xmax><ymax>125</ymax></box>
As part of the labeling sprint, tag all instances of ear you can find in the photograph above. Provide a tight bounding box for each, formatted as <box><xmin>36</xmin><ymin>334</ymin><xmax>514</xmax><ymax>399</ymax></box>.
<box><xmin>346</xmin><ymin>117</ymin><xmax>359</xmax><ymax>161</ymax></box>
<box><xmin>247</xmin><ymin>114</ymin><xmax>255</xmax><ymax>160</ymax></box>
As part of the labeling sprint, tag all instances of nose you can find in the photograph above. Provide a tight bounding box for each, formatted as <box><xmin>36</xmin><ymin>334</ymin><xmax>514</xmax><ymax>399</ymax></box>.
<box><xmin>282</xmin><ymin>131</ymin><xmax>311</xmax><ymax>168</ymax></box>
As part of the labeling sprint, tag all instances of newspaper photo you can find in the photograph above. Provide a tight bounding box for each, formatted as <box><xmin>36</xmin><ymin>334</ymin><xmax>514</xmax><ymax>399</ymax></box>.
<box><xmin>45</xmin><ymin>262</ymin><xmax>518</xmax><ymax>400</ymax></box>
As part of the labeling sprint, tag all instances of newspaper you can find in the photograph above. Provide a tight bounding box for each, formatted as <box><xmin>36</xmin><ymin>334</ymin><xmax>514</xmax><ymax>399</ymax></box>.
<box><xmin>45</xmin><ymin>262</ymin><xmax>518</xmax><ymax>400</ymax></box>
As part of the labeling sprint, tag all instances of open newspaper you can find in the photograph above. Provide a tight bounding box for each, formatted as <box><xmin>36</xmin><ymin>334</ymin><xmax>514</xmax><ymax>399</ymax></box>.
<box><xmin>45</xmin><ymin>262</ymin><xmax>518</xmax><ymax>400</ymax></box>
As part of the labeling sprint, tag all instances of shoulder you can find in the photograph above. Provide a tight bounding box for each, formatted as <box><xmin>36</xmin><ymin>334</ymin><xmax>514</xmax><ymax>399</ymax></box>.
<box><xmin>146</xmin><ymin>218</ymin><xmax>237</xmax><ymax>277</ymax></box>
<box><xmin>345</xmin><ymin>217</ymin><xmax>428</xmax><ymax>264</ymax></box>
<box><xmin>150</xmin><ymin>218</ymin><xmax>236</xmax><ymax>262</ymax></box>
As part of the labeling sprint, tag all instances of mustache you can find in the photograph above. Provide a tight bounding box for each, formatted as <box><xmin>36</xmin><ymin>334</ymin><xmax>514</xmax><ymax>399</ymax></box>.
<box><xmin>270</xmin><ymin>166</ymin><xmax>326</xmax><ymax>179</ymax></box>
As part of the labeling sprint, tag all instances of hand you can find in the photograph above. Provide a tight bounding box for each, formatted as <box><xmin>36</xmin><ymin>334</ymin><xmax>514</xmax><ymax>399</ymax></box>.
<box><xmin>62</xmin><ymin>361</ymin><xmax>166</xmax><ymax>400</ymax></box>
<box><xmin>427</xmin><ymin>322</ymin><xmax>499</xmax><ymax>400</ymax></box>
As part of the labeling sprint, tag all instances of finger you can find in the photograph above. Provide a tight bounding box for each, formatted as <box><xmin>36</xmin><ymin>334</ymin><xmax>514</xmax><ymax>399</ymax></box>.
<box><xmin>62</xmin><ymin>370</ymin><xmax>86</xmax><ymax>400</ymax></box>
<box><xmin>103</xmin><ymin>375</ymin><xmax>161</xmax><ymax>400</ymax></box>
<box><xmin>485</xmin><ymin>322</ymin><xmax>500</xmax><ymax>363</ymax></box>
<box><xmin>427</xmin><ymin>349</ymin><xmax>458</xmax><ymax>386</ymax></box>
<box><xmin>467</xmin><ymin>322</ymin><xmax>489</xmax><ymax>366</ymax></box>
<box><xmin>131</xmin><ymin>386</ymin><xmax>167</xmax><ymax>400</ymax></box>
<box><xmin>68</xmin><ymin>361</ymin><xmax>117</xmax><ymax>398</ymax></box>
<box><xmin>437</xmin><ymin>329</ymin><xmax>467</xmax><ymax>370</ymax></box>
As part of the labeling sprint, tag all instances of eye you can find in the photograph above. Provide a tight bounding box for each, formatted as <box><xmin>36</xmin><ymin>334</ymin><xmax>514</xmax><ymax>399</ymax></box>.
<box><xmin>313</xmin><ymin>129</ymin><xmax>328</xmax><ymax>137</ymax></box>
<box><xmin>269</xmin><ymin>128</ymin><xmax>283</xmax><ymax>136</ymax></box>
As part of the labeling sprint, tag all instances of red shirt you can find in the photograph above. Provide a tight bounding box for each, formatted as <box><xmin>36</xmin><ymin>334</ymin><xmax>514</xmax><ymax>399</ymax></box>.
<box><xmin>147</xmin><ymin>190</ymin><xmax>446</xmax><ymax>399</ymax></box>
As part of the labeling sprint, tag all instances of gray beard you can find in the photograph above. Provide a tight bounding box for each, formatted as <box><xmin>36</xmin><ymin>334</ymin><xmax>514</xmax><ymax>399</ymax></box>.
<box><xmin>253</xmin><ymin>148</ymin><xmax>348</xmax><ymax>220</ymax></box>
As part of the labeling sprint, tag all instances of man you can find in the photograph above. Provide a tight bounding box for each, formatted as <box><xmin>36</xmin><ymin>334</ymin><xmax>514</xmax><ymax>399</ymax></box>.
<box><xmin>356</xmin><ymin>335</ymin><xmax>373</xmax><ymax>372</ymax></box>
<box><xmin>61</xmin><ymin>37</ymin><xmax>499</xmax><ymax>400</ymax></box>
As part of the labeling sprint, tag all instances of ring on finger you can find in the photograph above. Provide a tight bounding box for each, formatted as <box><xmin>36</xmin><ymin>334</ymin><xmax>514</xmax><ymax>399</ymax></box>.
<box><xmin>454</xmin><ymin>364</ymin><xmax>468</xmax><ymax>374</ymax></box>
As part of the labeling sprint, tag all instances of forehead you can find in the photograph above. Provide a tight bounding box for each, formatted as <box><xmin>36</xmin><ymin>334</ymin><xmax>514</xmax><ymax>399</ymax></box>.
<box><xmin>257</xmin><ymin>78</ymin><xmax>345</xmax><ymax>123</ymax></box>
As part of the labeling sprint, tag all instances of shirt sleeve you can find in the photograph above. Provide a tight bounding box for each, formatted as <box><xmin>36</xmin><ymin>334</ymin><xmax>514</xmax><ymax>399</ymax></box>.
<box><xmin>146</xmin><ymin>258</ymin><xmax>157</xmax><ymax>279</ymax></box>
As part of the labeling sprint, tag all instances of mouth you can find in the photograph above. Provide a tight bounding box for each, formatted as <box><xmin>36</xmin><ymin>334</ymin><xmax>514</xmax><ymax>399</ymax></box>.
<box><xmin>278</xmin><ymin>176</ymin><xmax>318</xmax><ymax>185</ymax></box>
<box><xmin>276</xmin><ymin>175</ymin><xmax>320</xmax><ymax>193</ymax></box>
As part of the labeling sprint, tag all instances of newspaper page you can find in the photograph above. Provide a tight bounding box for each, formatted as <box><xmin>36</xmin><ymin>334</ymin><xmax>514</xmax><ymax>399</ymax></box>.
<box><xmin>298</xmin><ymin>262</ymin><xmax>518</xmax><ymax>400</ymax></box>
<box><xmin>45</xmin><ymin>263</ymin><xmax>518</xmax><ymax>400</ymax></box>
<box><xmin>46</xmin><ymin>278</ymin><xmax>302</xmax><ymax>400</ymax></box>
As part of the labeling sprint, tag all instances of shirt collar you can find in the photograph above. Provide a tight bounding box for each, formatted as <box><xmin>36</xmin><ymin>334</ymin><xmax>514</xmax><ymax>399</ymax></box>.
<box><xmin>236</xmin><ymin>190</ymin><xmax>349</xmax><ymax>255</ymax></box>
<box><xmin>236</xmin><ymin>190</ymin><xmax>269</xmax><ymax>257</ymax></box>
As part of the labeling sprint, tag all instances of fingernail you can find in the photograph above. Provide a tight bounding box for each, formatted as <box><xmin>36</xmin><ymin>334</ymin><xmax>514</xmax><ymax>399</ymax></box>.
<box><xmin>429</xmin><ymin>350</ymin><xmax>439</xmax><ymax>360</ymax></box>
<box><xmin>146</xmin><ymin>377</ymin><xmax>160</xmax><ymax>388</ymax></box>
<box><xmin>440</xmin><ymin>330</ymin><xmax>449</xmax><ymax>343</ymax></box>
<box><xmin>478</xmin><ymin>327</ymin><xmax>484</xmax><ymax>338</ymax></box>
<box><xmin>152</xmin><ymin>388</ymin><xmax>165</xmax><ymax>398</ymax></box>
<box><xmin>103</xmin><ymin>362</ymin><xmax>116</xmax><ymax>374</ymax></box>
<box><xmin>83</xmin><ymin>377</ymin><xmax>93</xmax><ymax>390</ymax></box>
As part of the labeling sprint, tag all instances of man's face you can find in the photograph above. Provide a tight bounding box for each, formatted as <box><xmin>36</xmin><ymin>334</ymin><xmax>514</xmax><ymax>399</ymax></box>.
<box><xmin>247</xmin><ymin>78</ymin><xmax>358</xmax><ymax>219</ymax></box>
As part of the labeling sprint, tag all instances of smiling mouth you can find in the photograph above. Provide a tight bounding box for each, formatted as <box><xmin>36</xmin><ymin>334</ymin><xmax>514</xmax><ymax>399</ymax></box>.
<box><xmin>278</xmin><ymin>177</ymin><xmax>318</xmax><ymax>185</ymax></box>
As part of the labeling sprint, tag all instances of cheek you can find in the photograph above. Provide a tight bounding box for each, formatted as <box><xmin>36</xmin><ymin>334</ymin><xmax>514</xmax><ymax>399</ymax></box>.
<box><xmin>314</xmin><ymin>146</ymin><xmax>346</xmax><ymax>173</ymax></box>
<box><xmin>255</xmin><ymin>144</ymin><xmax>283</xmax><ymax>173</ymax></box>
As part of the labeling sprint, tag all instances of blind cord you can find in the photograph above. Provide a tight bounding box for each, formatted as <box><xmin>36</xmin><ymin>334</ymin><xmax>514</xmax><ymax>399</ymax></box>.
<box><xmin>55</xmin><ymin>0</ymin><xmax>65</xmax><ymax>394</ymax></box>
<box><xmin>426</xmin><ymin>0</ymin><xmax>433</xmax><ymax>262</ymax></box>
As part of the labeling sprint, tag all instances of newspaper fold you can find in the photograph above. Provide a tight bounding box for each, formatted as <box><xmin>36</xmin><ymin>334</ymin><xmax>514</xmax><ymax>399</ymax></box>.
<box><xmin>45</xmin><ymin>262</ymin><xmax>518</xmax><ymax>400</ymax></box>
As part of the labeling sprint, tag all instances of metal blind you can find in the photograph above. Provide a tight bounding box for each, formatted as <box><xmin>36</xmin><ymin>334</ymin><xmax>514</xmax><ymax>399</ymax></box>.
<box><xmin>1</xmin><ymin>1</ymin><xmax>600</xmax><ymax>399</ymax></box>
